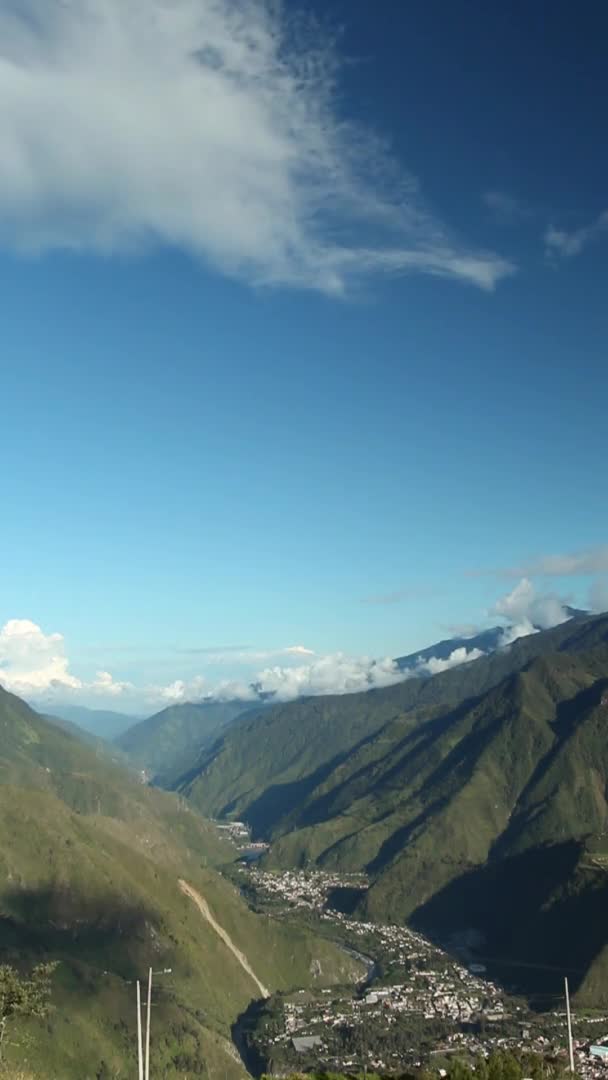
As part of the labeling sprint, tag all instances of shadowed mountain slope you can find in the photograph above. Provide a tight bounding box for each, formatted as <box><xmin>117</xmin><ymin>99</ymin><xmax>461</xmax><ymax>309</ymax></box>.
<box><xmin>0</xmin><ymin>686</ymin><xmax>362</xmax><ymax>1078</ymax></box>
<box><xmin>175</xmin><ymin>614</ymin><xmax>605</xmax><ymax>834</ymax></box>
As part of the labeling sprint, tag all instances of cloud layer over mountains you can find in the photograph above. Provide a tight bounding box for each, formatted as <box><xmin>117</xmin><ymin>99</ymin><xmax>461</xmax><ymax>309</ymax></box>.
<box><xmin>0</xmin><ymin>0</ymin><xmax>512</xmax><ymax>294</ymax></box>
<box><xmin>3</xmin><ymin>572</ymin><xmax>602</xmax><ymax>710</ymax></box>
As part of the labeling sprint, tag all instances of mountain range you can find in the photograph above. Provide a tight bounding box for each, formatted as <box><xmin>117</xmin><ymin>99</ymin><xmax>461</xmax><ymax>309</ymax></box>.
<box><xmin>8</xmin><ymin>606</ymin><xmax>608</xmax><ymax>1059</ymax></box>
<box><xmin>394</xmin><ymin>607</ymin><xmax>585</xmax><ymax>673</ymax></box>
<box><xmin>169</xmin><ymin>612</ymin><xmax>608</xmax><ymax>1003</ymax></box>
<box><xmin>44</xmin><ymin>703</ymin><xmax>139</xmax><ymax>740</ymax></box>
<box><xmin>394</xmin><ymin>625</ymin><xmax>507</xmax><ymax>670</ymax></box>
<box><xmin>115</xmin><ymin>699</ymin><xmax>259</xmax><ymax>783</ymax></box>
<box><xmin>99</xmin><ymin>618</ymin><xmax>574</xmax><ymax>783</ymax></box>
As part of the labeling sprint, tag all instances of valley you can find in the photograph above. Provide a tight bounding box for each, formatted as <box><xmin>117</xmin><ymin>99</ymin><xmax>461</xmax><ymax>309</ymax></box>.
<box><xmin>3</xmin><ymin>5</ymin><xmax>605</xmax><ymax>1078</ymax></box>
<box><xmin>172</xmin><ymin>613</ymin><xmax>608</xmax><ymax>1010</ymax></box>
<box><xmin>228</xmin><ymin>860</ymin><xmax>608</xmax><ymax>1080</ymax></box>
<box><xmin>0</xmin><ymin>686</ymin><xmax>362</xmax><ymax>1078</ymax></box>
<box><xmin>2</xmin><ymin>613</ymin><xmax>608</xmax><ymax>1077</ymax></box>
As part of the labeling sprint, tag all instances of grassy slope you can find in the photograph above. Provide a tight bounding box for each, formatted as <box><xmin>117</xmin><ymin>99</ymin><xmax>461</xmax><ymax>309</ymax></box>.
<box><xmin>43</xmin><ymin>711</ymin><xmax>130</xmax><ymax>767</ymax></box>
<box><xmin>116</xmin><ymin>700</ymin><xmax>252</xmax><ymax>782</ymax></box>
<box><xmin>178</xmin><ymin>616</ymin><xmax>608</xmax><ymax>833</ymax></box>
<box><xmin>361</xmin><ymin>649</ymin><xmax>608</xmax><ymax>921</ymax></box>
<box><xmin>0</xmin><ymin>688</ymin><xmax>362</xmax><ymax>1079</ymax></box>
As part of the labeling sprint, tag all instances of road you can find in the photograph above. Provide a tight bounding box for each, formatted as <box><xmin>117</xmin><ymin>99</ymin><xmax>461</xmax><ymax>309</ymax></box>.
<box><xmin>178</xmin><ymin>879</ymin><xmax>270</xmax><ymax>999</ymax></box>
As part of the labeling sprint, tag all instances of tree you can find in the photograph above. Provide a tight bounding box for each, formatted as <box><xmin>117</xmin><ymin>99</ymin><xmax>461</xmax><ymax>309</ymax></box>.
<box><xmin>487</xmin><ymin>1051</ymin><xmax>523</xmax><ymax>1080</ymax></box>
<box><xmin>447</xmin><ymin>1059</ymin><xmax>474</xmax><ymax>1080</ymax></box>
<box><xmin>0</xmin><ymin>962</ymin><xmax>58</xmax><ymax>1064</ymax></box>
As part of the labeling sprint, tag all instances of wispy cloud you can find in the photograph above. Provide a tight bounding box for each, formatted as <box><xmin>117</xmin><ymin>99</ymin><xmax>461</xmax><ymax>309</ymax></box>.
<box><xmin>175</xmin><ymin>644</ymin><xmax>252</xmax><ymax>656</ymax></box>
<box><xmin>0</xmin><ymin>0</ymin><xmax>514</xmax><ymax>294</ymax></box>
<box><xmin>545</xmin><ymin>211</ymin><xmax>608</xmax><ymax>259</ymax></box>
<box><xmin>483</xmin><ymin>190</ymin><xmax>531</xmax><ymax>222</ymax></box>
<box><xmin>469</xmin><ymin>545</ymin><xmax>608</xmax><ymax>579</ymax></box>
<box><xmin>174</xmin><ymin>644</ymin><xmax>315</xmax><ymax>664</ymax></box>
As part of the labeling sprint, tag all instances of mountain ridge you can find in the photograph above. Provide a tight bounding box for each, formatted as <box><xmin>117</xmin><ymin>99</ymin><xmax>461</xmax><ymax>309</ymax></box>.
<box><xmin>168</xmin><ymin>613</ymin><xmax>608</xmax><ymax>1003</ymax></box>
<box><xmin>115</xmin><ymin>699</ymin><xmax>258</xmax><ymax>781</ymax></box>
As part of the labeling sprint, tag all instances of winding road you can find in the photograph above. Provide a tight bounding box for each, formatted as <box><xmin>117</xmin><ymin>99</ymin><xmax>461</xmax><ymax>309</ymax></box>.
<box><xmin>179</xmin><ymin>879</ymin><xmax>270</xmax><ymax>999</ymax></box>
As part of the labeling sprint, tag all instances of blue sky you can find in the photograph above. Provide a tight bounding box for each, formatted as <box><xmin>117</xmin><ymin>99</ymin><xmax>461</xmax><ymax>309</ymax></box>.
<box><xmin>0</xmin><ymin>0</ymin><xmax>607</xmax><ymax>711</ymax></box>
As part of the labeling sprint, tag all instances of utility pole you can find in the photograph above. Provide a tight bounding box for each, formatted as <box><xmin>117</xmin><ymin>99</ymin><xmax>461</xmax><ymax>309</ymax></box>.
<box><xmin>565</xmin><ymin>976</ymin><xmax>575</xmax><ymax>1073</ymax></box>
<box><xmin>136</xmin><ymin>980</ymin><xmax>144</xmax><ymax>1080</ymax></box>
<box><xmin>145</xmin><ymin>967</ymin><xmax>152</xmax><ymax>1080</ymax></box>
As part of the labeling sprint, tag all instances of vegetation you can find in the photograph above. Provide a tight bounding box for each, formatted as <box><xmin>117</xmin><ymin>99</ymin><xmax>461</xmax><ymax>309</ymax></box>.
<box><xmin>0</xmin><ymin>962</ymin><xmax>57</xmax><ymax>1065</ymax></box>
<box><xmin>42</xmin><ymin>713</ymin><xmax>129</xmax><ymax>766</ymax></box>
<box><xmin>0</xmin><ymin>686</ymin><xmax>362</xmax><ymax>1077</ymax></box>
<box><xmin>177</xmin><ymin>614</ymin><xmax>608</xmax><ymax>833</ymax></box>
<box><xmin>255</xmin><ymin>1048</ymin><xmax>576</xmax><ymax>1080</ymax></box>
<box><xmin>171</xmin><ymin>614</ymin><xmax>608</xmax><ymax>1003</ymax></box>
<box><xmin>115</xmin><ymin>699</ymin><xmax>254</xmax><ymax>782</ymax></box>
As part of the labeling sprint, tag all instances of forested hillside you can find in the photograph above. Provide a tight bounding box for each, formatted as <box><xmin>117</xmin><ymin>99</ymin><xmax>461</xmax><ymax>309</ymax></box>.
<box><xmin>171</xmin><ymin>614</ymin><xmax>608</xmax><ymax>1002</ymax></box>
<box><xmin>116</xmin><ymin>699</ymin><xmax>253</xmax><ymax>781</ymax></box>
<box><xmin>0</xmin><ymin>687</ymin><xmax>362</xmax><ymax>1078</ymax></box>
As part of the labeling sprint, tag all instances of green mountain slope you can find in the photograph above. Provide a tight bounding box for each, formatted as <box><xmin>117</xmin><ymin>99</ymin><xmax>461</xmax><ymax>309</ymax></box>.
<box><xmin>0</xmin><ymin>688</ymin><xmax>362</xmax><ymax>1078</ymax></box>
<box><xmin>359</xmin><ymin>648</ymin><xmax>608</xmax><ymax>915</ymax></box>
<box><xmin>176</xmin><ymin>614</ymin><xmax>606</xmax><ymax>834</ymax></box>
<box><xmin>172</xmin><ymin>614</ymin><xmax>608</xmax><ymax>1004</ymax></box>
<box><xmin>43</xmin><ymin>711</ymin><xmax>130</xmax><ymax>766</ymax></box>
<box><xmin>116</xmin><ymin>700</ymin><xmax>254</xmax><ymax>781</ymax></box>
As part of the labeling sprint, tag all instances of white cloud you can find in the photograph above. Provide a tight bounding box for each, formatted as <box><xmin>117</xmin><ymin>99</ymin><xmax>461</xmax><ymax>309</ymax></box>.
<box><xmin>153</xmin><ymin>653</ymin><xmax>407</xmax><ymax>705</ymax></box>
<box><xmin>0</xmin><ymin>618</ymin><xmax>82</xmax><ymax>695</ymax></box>
<box><xmin>490</xmin><ymin>578</ymin><xmax>571</xmax><ymax>646</ymax></box>
<box><xmin>250</xmin><ymin>653</ymin><xmax>402</xmax><ymax>699</ymax></box>
<box><xmin>157</xmin><ymin>676</ymin><xmax>209</xmax><ymax>704</ymax></box>
<box><xmin>153</xmin><ymin>644</ymin><xmax>494</xmax><ymax>705</ymax></box>
<box><xmin>2</xmin><ymin>618</ymin><xmax>480</xmax><ymax>709</ymax></box>
<box><xmin>0</xmin><ymin>0</ymin><xmax>514</xmax><ymax>294</ymax></box>
<box><xmin>414</xmin><ymin>646</ymin><xmax>484</xmax><ymax>676</ymax></box>
<box><xmin>0</xmin><ymin>618</ymin><xmax>132</xmax><ymax>702</ymax></box>
<box><xmin>545</xmin><ymin>211</ymin><xmax>608</xmax><ymax>259</ymax></box>
<box><xmin>90</xmin><ymin>669</ymin><xmax>134</xmax><ymax>697</ymax></box>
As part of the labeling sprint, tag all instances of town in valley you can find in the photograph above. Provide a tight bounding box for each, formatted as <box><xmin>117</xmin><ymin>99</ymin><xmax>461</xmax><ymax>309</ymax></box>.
<box><xmin>218</xmin><ymin>822</ymin><xmax>608</xmax><ymax>1079</ymax></box>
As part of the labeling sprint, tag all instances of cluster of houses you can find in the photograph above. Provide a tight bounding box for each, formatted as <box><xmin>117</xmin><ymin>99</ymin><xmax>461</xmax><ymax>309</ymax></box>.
<box><xmin>218</xmin><ymin>835</ymin><xmax>608</xmax><ymax>1077</ymax></box>
<box><xmin>242</xmin><ymin>865</ymin><xmax>368</xmax><ymax>907</ymax></box>
<box><xmin>264</xmin><ymin>986</ymin><xmax>608</xmax><ymax>1078</ymax></box>
<box><xmin>215</xmin><ymin>819</ymin><xmax>270</xmax><ymax>855</ymax></box>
